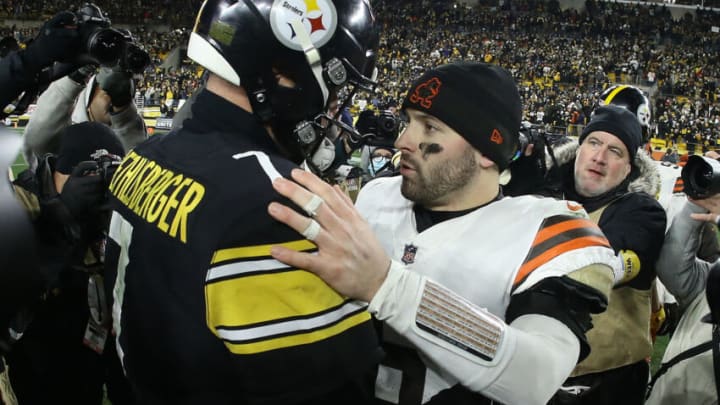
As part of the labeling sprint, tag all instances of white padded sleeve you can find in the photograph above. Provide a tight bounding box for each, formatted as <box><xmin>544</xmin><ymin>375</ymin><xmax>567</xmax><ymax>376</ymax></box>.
<box><xmin>369</xmin><ymin>260</ymin><xmax>580</xmax><ymax>404</ymax></box>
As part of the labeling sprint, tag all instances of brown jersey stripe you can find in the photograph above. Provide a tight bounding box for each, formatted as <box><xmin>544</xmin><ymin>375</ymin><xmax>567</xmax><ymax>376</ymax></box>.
<box><xmin>513</xmin><ymin>235</ymin><xmax>611</xmax><ymax>289</ymax></box>
<box><xmin>512</xmin><ymin>215</ymin><xmax>611</xmax><ymax>289</ymax></box>
<box><xmin>673</xmin><ymin>177</ymin><xmax>684</xmax><ymax>193</ymax></box>
<box><xmin>532</xmin><ymin>218</ymin><xmax>602</xmax><ymax>247</ymax></box>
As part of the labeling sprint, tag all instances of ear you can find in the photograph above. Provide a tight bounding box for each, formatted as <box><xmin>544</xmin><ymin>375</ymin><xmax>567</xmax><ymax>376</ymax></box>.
<box><xmin>477</xmin><ymin>151</ymin><xmax>496</xmax><ymax>170</ymax></box>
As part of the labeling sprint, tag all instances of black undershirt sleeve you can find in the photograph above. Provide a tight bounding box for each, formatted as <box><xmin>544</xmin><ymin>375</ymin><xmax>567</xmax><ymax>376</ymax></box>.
<box><xmin>505</xmin><ymin>276</ymin><xmax>609</xmax><ymax>362</ymax></box>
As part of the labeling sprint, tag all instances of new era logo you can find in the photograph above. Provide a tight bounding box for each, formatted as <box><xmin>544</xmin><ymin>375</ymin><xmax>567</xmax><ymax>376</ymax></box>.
<box><xmin>490</xmin><ymin>129</ymin><xmax>503</xmax><ymax>144</ymax></box>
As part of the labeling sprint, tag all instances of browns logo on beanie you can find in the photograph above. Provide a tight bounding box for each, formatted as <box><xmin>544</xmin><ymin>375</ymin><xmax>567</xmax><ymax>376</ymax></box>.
<box><xmin>401</xmin><ymin>62</ymin><xmax>522</xmax><ymax>171</ymax></box>
<box><xmin>579</xmin><ymin>105</ymin><xmax>643</xmax><ymax>161</ymax></box>
<box><xmin>55</xmin><ymin>122</ymin><xmax>126</xmax><ymax>174</ymax></box>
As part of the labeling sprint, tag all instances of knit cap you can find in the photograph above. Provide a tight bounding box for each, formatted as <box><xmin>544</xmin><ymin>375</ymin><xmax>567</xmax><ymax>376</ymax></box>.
<box><xmin>579</xmin><ymin>105</ymin><xmax>642</xmax><ymax>160</ymax></box>
<box><xmin>55</xmin><ymin>122</ymin><xmax>125</xmax><ymax>174</ymax></box>
<box><xmin>402</xmin><ymin>62</ymin><xmax>522</xmax><ymax>171</ymax></box>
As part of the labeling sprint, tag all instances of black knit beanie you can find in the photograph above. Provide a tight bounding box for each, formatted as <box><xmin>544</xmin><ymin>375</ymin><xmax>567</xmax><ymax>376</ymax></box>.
<box><xmin>579</xmin><ymin>105</ymin><xmax>642</xmax><ymax>161</ymax></box>
<box><xmin>55</xmin><ymin>122</ymin><xmax>126</xmax><ymax>174</ymax></box>
<box><xmin>402</xmin><ymin>62</ymin><xmax>522</xmax><ymax>171</ymax></box>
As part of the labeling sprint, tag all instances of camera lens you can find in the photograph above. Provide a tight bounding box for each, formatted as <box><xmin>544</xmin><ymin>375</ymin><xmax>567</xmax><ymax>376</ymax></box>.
<box><xmin>378</xmin><ymin>113</ymin><xmax>398</xmax><ymax>132</ymax></box>
<box><xmin>682</xmin><ymin>155</ymin><xmax>720</xmax><ymax>199</ymax></box>
<box><xmin>124</xmin><ymin>43</ymin><xmax>150</xmax><ymax>74</ymax></box>
<box><xmin>87</xmin><ymin>28</ymin><xmax>126</xmax><ymax>66</ymax></box>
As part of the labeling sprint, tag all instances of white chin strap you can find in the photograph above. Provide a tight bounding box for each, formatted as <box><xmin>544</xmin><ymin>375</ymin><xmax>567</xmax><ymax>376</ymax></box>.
<box><xmin>289</xmin><ymin>19</ymin><xmax>330</xmax><ymax>106</ymax></box>
<box><xmin>288</xmin><ymin>18</ymin><xmax>336</xmax><ymax>175</ymax></box>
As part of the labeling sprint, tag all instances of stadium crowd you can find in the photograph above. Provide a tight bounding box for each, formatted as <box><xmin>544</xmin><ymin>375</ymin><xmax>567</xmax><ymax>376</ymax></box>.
<box><xmin>1</xmin><ymin>0</ymin><xmax>720</xmax><ymax>151</ymax></box>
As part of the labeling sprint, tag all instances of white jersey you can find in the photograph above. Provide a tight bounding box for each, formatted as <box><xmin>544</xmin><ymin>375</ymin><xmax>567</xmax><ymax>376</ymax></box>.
<box><xmin>356</xmin><ymin>176</ymin><xmax>618</xmax><ymax>404</ymax></box>
<box><xmin>654</xmin><ymin>160</ymin><xmax>686</xmax><ymax>308</ymax></box>
<box><xmin>655</xmin><ymin>160</ymin><xmax>686</xmax><ymax>230</ymax></box>
<box><xmin>646</xmin><ymin>293</ymin><xmax>715</xmax><ymax>405</ymax></box>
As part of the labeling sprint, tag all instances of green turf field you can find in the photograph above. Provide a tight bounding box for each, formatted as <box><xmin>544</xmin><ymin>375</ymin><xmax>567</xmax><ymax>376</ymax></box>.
<box><xmin>651</xmin><ymin>335</ymin><xmax>669</xmax><ymax>375</ymax></box>
<box><xmin>7</xmin><ymin>127</ymin><xmax>27</xmax><ymax>178</ymax></box>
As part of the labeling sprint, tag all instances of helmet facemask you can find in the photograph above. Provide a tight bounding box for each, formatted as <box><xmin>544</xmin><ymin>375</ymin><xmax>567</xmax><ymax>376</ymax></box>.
<box><xmin>187</xmin><ymin>0</ymin><xmax>380</xmax><ymax>175</ymax></box>
<box><xmin>262</xmin><ymin>54</ymin><xmax>377</xmax><ymax>172</ymax></box>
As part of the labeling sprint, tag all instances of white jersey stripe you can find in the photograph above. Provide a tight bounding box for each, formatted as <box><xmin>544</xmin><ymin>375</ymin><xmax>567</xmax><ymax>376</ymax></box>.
<box><xmin>233</xmin><ymin>151</ymin><xmax>283</xmax><ymax>182</ymax></box>
<box><xmin>207</xmin><ymin>258</ymin><xmax>291</xmax><ymax>281</ymax></box>
<box><xmin>216</xmin><ymin>300</ymin><xmax>366</xmax><ymax>342</ymax></box>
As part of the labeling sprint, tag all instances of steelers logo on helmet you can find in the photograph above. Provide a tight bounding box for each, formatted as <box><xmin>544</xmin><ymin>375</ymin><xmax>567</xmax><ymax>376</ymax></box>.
<box><xmin>636</xmin><ymin>103</ymin><xmax>651</xmax><ymax>127</ymax></box>
<box><xmin>270</xmin><ymin>0</ymin><xmax>338</xmax><ymax>51</ymax></box>
<box><xmin>599</xmin><ymin>84</ymin><xmax>651</xmax><ymax>127</ymax></box>
<box><xmin>598</xmin><ymin>84</ymin><xmax>653</xmax><ymax>142</ymax></box>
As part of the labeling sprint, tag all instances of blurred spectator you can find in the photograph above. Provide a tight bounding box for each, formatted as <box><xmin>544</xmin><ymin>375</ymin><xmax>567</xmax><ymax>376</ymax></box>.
<box><xmin>661</xmin><ymin>147</ymin><xmax>679</xmax><ymax>163</ymax></box>
<box><xmin>364</xmin><ymin>145</ymin><xmax>396</xmax><ymax>180</ymax></box>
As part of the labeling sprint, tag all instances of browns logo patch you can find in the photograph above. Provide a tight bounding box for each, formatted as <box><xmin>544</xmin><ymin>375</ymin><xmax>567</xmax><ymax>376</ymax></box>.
<box><xmin>409</xmin><ymin>77</ymin><xmax>442</xmax><ymax>109</ymax></box>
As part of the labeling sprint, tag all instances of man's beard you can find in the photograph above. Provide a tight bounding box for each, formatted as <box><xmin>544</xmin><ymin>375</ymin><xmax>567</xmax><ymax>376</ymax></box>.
<box><xmin>401</xmin><ymin>147</ymin><xmax>477</xmax><ymax>207</ymax></box>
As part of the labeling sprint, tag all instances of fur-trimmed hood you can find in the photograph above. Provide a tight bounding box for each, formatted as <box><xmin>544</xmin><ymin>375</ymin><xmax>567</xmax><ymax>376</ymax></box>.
<box><xmin>547</xmin><ymin>140</ymin><xmax>660</xmax><ymax>197</ymax></box>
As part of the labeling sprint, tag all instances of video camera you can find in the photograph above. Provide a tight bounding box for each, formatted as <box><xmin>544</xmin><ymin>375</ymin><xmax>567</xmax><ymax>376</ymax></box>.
<box><xmin>682</xmin><ymin>155</ymin><xmax>720</xmax><ymax>199</ymax></box>
<box><xmin>75</xmin><ymin>3</ymin><xmax>150</xmax><ymax>74</ymax></box>
<box><xmin>354</xmin><ymin>109</ymin><xmax>401</xmax><ymax>148</ymax></box>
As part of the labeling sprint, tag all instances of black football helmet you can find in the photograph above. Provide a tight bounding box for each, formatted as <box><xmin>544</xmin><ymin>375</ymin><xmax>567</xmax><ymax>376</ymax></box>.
<box><xmin>187</xmin><ymin>0</ymin><xmax>380</xmax><ymax>167</ymax></box>
<box><xmin>599</xmin><ymin>84</ymin><xmax>652</xmax><ymax>142</ymax></box>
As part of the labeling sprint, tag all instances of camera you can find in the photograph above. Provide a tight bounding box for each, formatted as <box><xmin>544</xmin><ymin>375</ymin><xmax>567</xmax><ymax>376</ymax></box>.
<box><xmin>120</xmin><ymin>41</ymin><xmax>151</xmax><ymax>74</ymax></box>
<box><xmin>76</xmin><ymin>3</ymin><xmax>149</xmax><ymax>73</ymax></box>
<box><xmin>681</xmin><ymin>155</ymin><xmax>720</xmax><ymax>199</ymax></box>
<box><xmin>89</xmin><ymin>148</ymin><xmax>122</xmax><ymax>191</ymax></box>
<box><xmin>514</xmin><ymin>121</ymin><xmax>546</xmax><ymax>161</ymax></box>
<box><xmin>354</xmin><ymin>109</ymin><xmax>401</xmax><ymax>148</ymax></box>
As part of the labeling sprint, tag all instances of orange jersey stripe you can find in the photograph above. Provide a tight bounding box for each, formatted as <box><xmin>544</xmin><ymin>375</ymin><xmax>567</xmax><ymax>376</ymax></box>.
<box><xmin>673</xmin><ymin>178</ymin><xmax>684</xmax><ymax>193</ymax></box>
<box><xmin>532</xmin><ymin>218</ymin><xmax>599</xmax><ymax>247</ymax></box>
<box><xmin>513</xmin><ymin>235</ymin><xmax>611</xmax><ymax>287</ymax></box>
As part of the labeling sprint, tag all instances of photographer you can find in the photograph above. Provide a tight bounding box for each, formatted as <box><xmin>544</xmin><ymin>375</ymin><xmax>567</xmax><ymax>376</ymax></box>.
<box><xmin>646</xmin><ymin>153</ymin><xmax>720</xmax><ymax>404</ymax></box>
<box><xmin>6</xmin><ymin>122</ymin><xmax>132</xmax><ymax>405</ymax></box>
<box><xmin>506</xmin><ymin>106</ymin><xmax>666</xmax><ymax>404</ymax></box>
<box><xmin>22</xmin><ymin>3</ymin><xmax>148</xmax><ymax>171</ymax></box>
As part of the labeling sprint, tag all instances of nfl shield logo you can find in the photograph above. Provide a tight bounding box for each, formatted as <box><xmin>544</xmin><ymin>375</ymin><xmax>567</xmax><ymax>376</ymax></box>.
<box><xmin>402</xmin><ymin>244</ymin><xmax>418</xmax><ymax>264</ymax></box>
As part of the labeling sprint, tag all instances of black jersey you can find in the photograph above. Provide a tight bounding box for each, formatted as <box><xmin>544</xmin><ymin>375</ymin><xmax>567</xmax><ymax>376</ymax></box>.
<box><xmin>106</xmin><ymin>90</ymin><xmax>381</xmax><ymax>404</ymax></box>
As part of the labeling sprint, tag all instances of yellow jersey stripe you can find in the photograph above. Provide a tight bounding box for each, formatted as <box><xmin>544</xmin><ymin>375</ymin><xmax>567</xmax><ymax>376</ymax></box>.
<box><xmin>205</xmin><ymin>269</ymin><xmax>347</xmax><ymax>325</ymax></box>
<box><xmin>211</xmin><ymin>240</ymin><xmax>316</xmax><ymax>264</ymax></box>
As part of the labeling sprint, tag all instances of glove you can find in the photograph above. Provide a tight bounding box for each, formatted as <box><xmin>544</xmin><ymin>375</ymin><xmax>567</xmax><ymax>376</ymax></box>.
<box><xmin>96</xmin><ymin>66</ymin><xmax>134</xmax><ymax>107</ymax></box>
<box><xmin>68</xmin><ymin>63</ymin><xmax>98</xmax><ymax>85</ymax></box>
<box><xmin>22</xmin><ymin>11</ymin><xmax>80</xmax><ymax>73</ymax></box>
<box><xmin>650</xmin><ymin>306</ymin><xmax>666</xmax><ymax>342</ymax></box>
<box><xmin>656</xmin><ymin>302</ymin><xmax>680</xmax><ymax>337</ymax></box>
<box><xmin>58</xmin><ymin>161</ymin><xmax>105</xmax><ymax>218</ymax></box>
